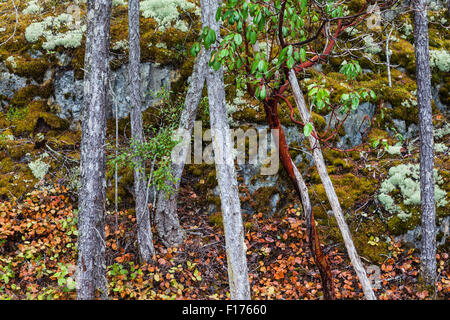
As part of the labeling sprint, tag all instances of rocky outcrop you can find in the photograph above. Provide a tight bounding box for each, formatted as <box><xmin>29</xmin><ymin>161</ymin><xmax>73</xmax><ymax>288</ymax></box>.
<box><xmin>54</xmin><ymin>62</ymin><xmax>172</xmax><ymax>120</ymax></box>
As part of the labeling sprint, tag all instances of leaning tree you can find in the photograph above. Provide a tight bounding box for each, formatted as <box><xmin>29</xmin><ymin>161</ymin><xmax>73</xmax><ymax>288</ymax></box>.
<box><xmin>193</xmin><ymin>0</ymin><xmax>399</xmax><ymax>299</ymax></box>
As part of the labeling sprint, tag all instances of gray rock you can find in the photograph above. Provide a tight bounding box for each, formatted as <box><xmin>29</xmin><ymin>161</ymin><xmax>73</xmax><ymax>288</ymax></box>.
<box><xmin>54</xmin><ymin>69</ymin><xmax>84</xmax><ymax>119</ymax></box>
<box><xmin>405</xmin><ymin>123</ymin><xmax>419</xmax><ymax>140</ymax></box>
<box><xmin>432</xmin><ymin>83</ymin><xmax>448</xmax><ymax>112</ymax></box>
<box><xmin>54</xmin><ymin>62</ymin><xmax>172</xmax><ymax>120</ymax></box>
<box><xmin>325</xmin><ymin>102</ymin><xmax>375</xmax><ymax>148</ymax></box>
<box><xmin>392</xmin><ymin>119</ymin><xmax>406</xmax><ymax>136</ymax></box>
<box><xmin>394</xmin><ymin>216</ymin><xmax>450</xmax><ymax>248</ymax></box>
<box><xmin>0</xmin><ymin>63</ymin><xmax>35</xmax><ymax>107</ymax></box>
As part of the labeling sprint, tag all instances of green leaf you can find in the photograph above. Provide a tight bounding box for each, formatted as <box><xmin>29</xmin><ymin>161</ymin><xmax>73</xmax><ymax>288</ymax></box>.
<box><xmin>234</xmin><ymin>33</ymin><xmax>243</xmax><ymax>46</ymax></box>
<box><xmin>216</xmin><ymin>7</ymin><xmax>222</xmax><ymax>22</ymax></box>
<box><xmin>260</xmin><ymin>85</ymin><xmax>267</xmax><ymax>100</ymax></box>
<box><xmin>190</xmin><ymin>42</ymin><xmax>200</xmax><ymax>57</ymax></box>
<box><xmin>303</xmin><ymin>122</ymin><xmax>313</xmax><ymax>137</ymax></box>
<box><xmin>249</xmin><ymin>30</ymin><xmax>257</xmax><ymax>44</ymax></box>
<box><xmin>286</xmin><ymin>56</ymin><xmax>295</xmax><ymax>69</ymax></box>
<box><xmin>257</xmin><ymin>59</ymin><xmax>266</xmax><ymax>73</ymax></box>
<box><xmin>299</xmin><ymin>48</ymin><xmax>306</xmax><ymax>62</ymax></box>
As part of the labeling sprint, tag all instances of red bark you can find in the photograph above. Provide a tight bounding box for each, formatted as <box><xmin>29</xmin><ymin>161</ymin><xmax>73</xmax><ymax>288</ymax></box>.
<box><xmin>263</xmin><ymin>99</ymin><xmax>335</xmax><ymax>300</ymax></box>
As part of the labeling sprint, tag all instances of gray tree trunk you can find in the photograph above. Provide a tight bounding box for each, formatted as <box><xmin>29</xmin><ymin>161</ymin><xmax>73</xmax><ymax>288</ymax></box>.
<box><xmin>202</xmin><ymin>0</ymin><xmax>251</xmax><ymax>300</ymax></box>
<box><xmin>128</xmin><ymin>0</ymin><xmax>155</xmax><ymax>262</ymax></box>
<box><xmin>413</xmin><ymin>0</ymin><xmax>437</xmax><ymax>286</ymax></box>
<box><xmin>77</xmin><ymin>0</ymin><xmax>112</xmax><ymax>300</ymax></box>
<box><xmin>155</xmin><ymin>50</ymin><xmax>208</xmax><ymax>247</ymax></box>
<box><xmin>288</xmin><ymin>70</ymin><xmax>376</xmax><ymax>300</ymax></box>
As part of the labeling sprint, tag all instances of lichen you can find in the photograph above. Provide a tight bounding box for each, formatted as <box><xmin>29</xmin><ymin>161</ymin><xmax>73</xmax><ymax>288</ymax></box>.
<box><xmin>25</xmin><ymin>14</ymin><xmax>86</xmax><ymax>51</ymax></box>
<box><xmin>140</xmin><ymin>0</ymin><xmax>199</xmax><ymax>31</ymax></box>
<box><xmin>23</xmin><ymin>1</ymin><xmax>42</xmax><ymax>15</ymax></box>
<box><xmin>377</xmin><ymin>163</ymin><xmax>448</xmax><ymax>221</ymax></box>
<box><xmin>28</xmin><ymin>155</ymin><xmax>50</xmax><ymax>181</ymax></box>
<box><xmin>430</xmin><ymin>49</ymin><xmax>450</xmax><ymax>73</ymax></box>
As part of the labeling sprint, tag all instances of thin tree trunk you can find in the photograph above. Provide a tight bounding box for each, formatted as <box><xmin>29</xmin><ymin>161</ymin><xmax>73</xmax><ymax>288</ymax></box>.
<box><xmin>128</xmin><ymin>0</ymin><xmax>155</xmax><ymax>262</ymax></box>
<box><xmin>202</xmin><ymin>0</ymin><xmax>251</xmax><ymax>299</ymax></box>
<box><xmin>263</xmin><ymin>100</ymin><xmax>335</xmax><ymax>299</ymax></box>
<box><xmin>413</xmin><ymin>0</ymin><xmax>436</xmax><ymax>286</ymax></box>
<box><xmin>155</xmin><ymin>50</ymin><xmax>208</xmax><ymax>247</ymax></box>
<box><xmin>288</xmin><ymin>69</ymin><xmax>376</xmax><ymax>300</ymax></box>
<box><xmin>77</xmin><ymin>0</ymin><xmax>112</xmax><ymax>300</ymax></box>
<box><xmin>386</xmin><ymin>26</ymin><xmax>394</xmax><ymax>87</ymax></box>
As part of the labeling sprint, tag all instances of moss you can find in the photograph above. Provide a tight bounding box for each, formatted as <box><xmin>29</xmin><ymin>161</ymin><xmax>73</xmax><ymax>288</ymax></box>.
<box><xmin>310</xmin><ymin>173</ymin><xmax>377</xmax><ymax>218</ymax></box>
<box><xmin>311</xmin><ymin>112</ymin><xmax>327</xmax><ymax>132</ymax></box>
<box><xmin>9</xmin><ymin>56</ymin><xmax>52</xmax><ymax>83</ymax></box>
<box><xmin>12</xmin><ymin>101</ymin><xmax>69</xmax><ymax>136</ymax></box>
<box><xmin>0</xmin><ymin>163</ymin><xmax>36</xmax><ymax>200</ymax></box>
<box><xmin>0</xmin><ymin>157</ymin><xmax>15</xmax><ymax>173</ymax></box>
<box><xmin>47</xmin><ymin>130</ymin><xmax>81</xmax><ymax>149</ymax></box>
<box><xmin>438</xmin><ymin>75</ymin><xmax>450</xmax><ymax>106</ymax></box>
<box><xmin>233</xmin><ymin>105</ymin><xmax>266</xmax><ymax>124</ymax></box>
<box><xmin>323</xmin><ymin>149</ymin><xmax>353</xmax><ymax>173</ymax></box>
<box><xmin>251</xmin><ymin>186</ymin><xmax>279</xmax><ymax>215</ymax></box>
<box><xmin>390</xmin><ymin>39</ymin><xmax>416</xmax><ymax>75</ymax></box>
<box><xmin>209</xmin><ymin>212</ymin><xmax>223</xmax><ymax>228</ymax></box>
<box><xmin>106</xmin><ymin>165</ymin><xmax>134</xmax><ymax>207</ymax></box>
<box><xmin>10</xmin><ymin>85</ymin><xmax>40</xmax><ymax>108</ymax></box>
<box><xmin>5</xmin><ymin>141</ymin><xmax>34</xmax><ymax>160</ymax></box>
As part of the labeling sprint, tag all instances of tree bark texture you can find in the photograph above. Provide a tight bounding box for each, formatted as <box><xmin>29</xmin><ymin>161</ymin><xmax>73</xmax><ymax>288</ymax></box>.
<box><xmin>413</xmin><ymin>0</ymin><xmax>437</xmax><ymax>286</ymax></box>
<box><xmin>155</xmin><ymin>50</ymin><xmax>208</xmax><ymax>247</ymax></box>
<box><xmin>201</xmin><ymin>0</ymin><xmax>251</xmax><ymax>300</ymax></box>
<box><xmin>288</xmin><ymin>69</ymin><xmax>376</xmax><ymax>300</ymax></box>
<box><xmin>77</xmin><ymin>0</ymin><xmax>112</xmax><ymax>300</ymax></box>
<box><xmin>128</xmin><ymin>0</ymin><xmax>155</xmax><ymax>262</ymax></box>
<box><xmin>263</xmin><ymin>100</ymin><xmax>335</xmax><ymax>299</ymax></box>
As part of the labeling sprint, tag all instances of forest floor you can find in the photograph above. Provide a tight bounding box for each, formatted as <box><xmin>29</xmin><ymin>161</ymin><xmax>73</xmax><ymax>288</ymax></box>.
<box><xmin>0</xmin><ymin>182</ymin><xmax>449</xmax><ymax>300</ymax></box>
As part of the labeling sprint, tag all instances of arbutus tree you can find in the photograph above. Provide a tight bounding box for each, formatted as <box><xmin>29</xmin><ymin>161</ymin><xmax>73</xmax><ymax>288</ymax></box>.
<box><xmin>194</xmin><ymin>0</ymin><xmax>400</xmax><ymax>299</ymax></box>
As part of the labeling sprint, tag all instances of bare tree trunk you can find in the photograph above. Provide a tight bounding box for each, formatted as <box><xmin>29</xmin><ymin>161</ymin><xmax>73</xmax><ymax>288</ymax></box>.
<box><xmin>201</xmin><ymin>0</ymin><xmax>251</xmax><ymax>300</ymax></box>
<box><xmin>288</xmin><ymin>69</ymin><xmax>376</xmax><ymax>300</ymax></box>
<box><xmin>413</xmin><ymin>0</ymin><xmax>437</xmax><ymax>286</ymax></box>
<box><xmin>128</xmin><ymin>0</ymin><xmax>155</xmax><ymax>262</ymax></box>
<box><xmin>386</xmin><ymin>25</ymin><xmax>394</xmax><ymax>87</ymax></box>
<box><xmin>262</xmin><ymin>100</ymin><xmax>335</xmax><ymax>299</ymax></box>
<box><xmin>155</xmin><ymin>50</ymin><xmax>208</xmax><ymax>247</ymax></box>
<box><xmin>77</xmin><ymin>0</ymin><xmax>112</xmax><ymax>300</ymax></box>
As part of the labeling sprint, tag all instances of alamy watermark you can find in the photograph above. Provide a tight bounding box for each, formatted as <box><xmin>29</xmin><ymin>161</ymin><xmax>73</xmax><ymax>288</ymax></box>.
<box><xmin>171</xmin><ymin>121</ymin><xmax>280</xmax><ymax>176</ymax></box>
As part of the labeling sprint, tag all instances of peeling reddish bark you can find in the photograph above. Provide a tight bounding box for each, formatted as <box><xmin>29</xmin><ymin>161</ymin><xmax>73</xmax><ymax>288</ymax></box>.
<box><xmin>263</xmin><ymin>99</ymin><xmax>335</xmax><ymax>300</ymax></box>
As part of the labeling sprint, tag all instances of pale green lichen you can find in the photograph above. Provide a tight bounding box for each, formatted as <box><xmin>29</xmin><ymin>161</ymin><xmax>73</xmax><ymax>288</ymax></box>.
<box><xmin>401</xmin><ymin>22</ymin><xmax>413</xmax><ymax>38</ymax></box>
<box><xmin>67</xmin><ymin>165</ymin><xmax>81</xmax><ymax>191</ymax></box>
<box><xmin>430</xmin><ymin>49</ymin><xmax>450</xmax><ymax>73</ymax></box>
<box><xmin>378</xmin><ymin>163</ymin><xmax>448</xmax><ymax>221</ymax></box>
<box><xmin>5</xmin><ymin>56</ymin><xmax>17</xmax><ymax>69</ymax></box>
<box><xmin>112</xmin><ymin>0</ymin><xmax>127</xmax><ymax>6</ymax></box>
<box><xmin>25</xmin><ymin>14</ymin><xmax>86</xmax><ymax>50</ymax></box>
<box><xmin>112</xmin><ymin>39</ymin><xmax>129</xmax><ymax>51</ymax></box>
<box><xmin>363</xmin><ymin>35</ymin><xmax>382</xmax><ymax>55</ymax></box>
<box><xmin>155</xmin><ymin>42</ymin><xmax>167</xmax><ymax>49</ymax></box>
<box><xmin>140</xmin><ymin>0</ymin><xmax>199</xmax><ymax>31</ymax></box>
<box><xmin>385</xmin><ymin>143</ymin><xmax>402</xmax><ymax>155</ymax></box>
<box><xmin>23</xmin><ymin>0</ymin><xmax>42</xmax><ymax>15</ymax></box>
<box><xmin>434</xmin><ymin>143</ymin><xmax>448</xmax><ymax>153</ymax></box>
<box><xmin>28</xmin><ymin>155</ymin><xmax>50</xmax><ymax>182</ymax></box>
<box><xmin>434</xmin><ymin>124</ymin><xmax>450</xmax><ymax>139</ymax></box>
